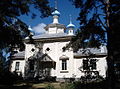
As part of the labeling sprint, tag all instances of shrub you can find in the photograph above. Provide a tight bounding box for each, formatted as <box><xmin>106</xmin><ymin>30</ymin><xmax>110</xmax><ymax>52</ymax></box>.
<box><xmin>74</xmin><ymin>80</ymin><xmax>107</xmax><ymax>89</ymax></box>
<box><xmin>0</xmin><ymin>70</ymin><xmax>23</xmax><ymax>85</ymax></box>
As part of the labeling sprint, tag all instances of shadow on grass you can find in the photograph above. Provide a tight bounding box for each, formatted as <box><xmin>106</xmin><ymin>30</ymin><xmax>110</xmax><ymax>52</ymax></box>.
<box><xmin>0</xmin><ymin>84</ymin><xmax>32</xmax><ymax>89</ymax></box>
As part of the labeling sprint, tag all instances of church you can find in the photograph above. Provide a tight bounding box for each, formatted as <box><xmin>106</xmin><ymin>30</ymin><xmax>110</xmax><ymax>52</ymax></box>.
<box><xmin>10</xmin><ymin>6</ymin><xmax>107</xmax><ymax>82</ymax></box>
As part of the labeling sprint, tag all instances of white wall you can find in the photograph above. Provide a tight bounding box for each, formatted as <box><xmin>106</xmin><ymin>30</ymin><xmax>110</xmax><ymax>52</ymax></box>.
<box><xmin>48</xmin><ymin>28</ymin><xmax>57</xmax><ymax>34</ymax></box>
<box><xmin>25</xmin><ymin>44</ymin><xmax>36</xmax><ymax>61</ymax></box>
<box><xmin>74</xmin><ymin>59</ymin><xmax>84</xmax><ymax>78</ymax></box>
<box><xmin>48</xmin><ymin>27</ymin><xmax>64</xmax><ymax>34</ymax></box>
<box><xmin>74</xmin><ymin>57</ymin><xmax>107</xmax><ymax>78</ymax></box>
<box><xmin>96</xmin><ymin>57</ymin><xmax>107</xmax><ymax>78</ymax></box>
<box><xmin>43</xmin><ymin>41</ymin><xmax>74</xmax><ymax>78</ymax></box>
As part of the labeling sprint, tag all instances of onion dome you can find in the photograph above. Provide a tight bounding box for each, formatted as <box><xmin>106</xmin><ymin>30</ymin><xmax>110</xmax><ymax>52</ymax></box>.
<box><xmin>67</xmin><ymin>23</ymin><xmax>75</xmax><ymax>28</ymax></box>
<box><xmin>52</xmin><ymin>9</ymin><xmax>60</xmax><ymax>17</ymax></box>
<box><xmin>67</xmin><ymin>15</ymin><xmax>75</xmax><ymax>28</ymax></box>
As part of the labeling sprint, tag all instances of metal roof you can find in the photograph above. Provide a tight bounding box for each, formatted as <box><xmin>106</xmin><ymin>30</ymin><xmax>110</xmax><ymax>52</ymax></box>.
<box><xmin>74</xmin><ymin>47</ymin><xmax>107</xmax><ymax>58</ymax></box>
<box><xmin>29</xmin><ymin>51</ymin><xmax>54</xmax><ymax>62</ymax></box>
<box><xmin>67</xmin><ymin>23</ymin><xmax>75</xmax><ymax>28</ymax></box>
<box><xmin>31</xmin><ymin>33</ymin><xmax>73</xmax><ymax>40</ymax></box>
<box><xmin>52</xmin><ymin>10</ymin><xmax>60</xmax><ymax>16</ymax></box>
<box><xmin>12</xmin><ymin>51</ymin><xmax>25</xmax><ymax>59</ymax></box>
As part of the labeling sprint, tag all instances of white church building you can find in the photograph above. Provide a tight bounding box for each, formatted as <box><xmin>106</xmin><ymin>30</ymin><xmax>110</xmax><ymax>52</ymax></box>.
<box><xmin>10</xmin><ymin>7</ymin><xmax>107</xmax><ymax>82</ymax></box>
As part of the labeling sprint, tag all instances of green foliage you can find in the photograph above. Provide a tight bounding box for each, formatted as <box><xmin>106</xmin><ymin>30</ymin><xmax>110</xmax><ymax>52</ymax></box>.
<box><xmin>74</xmin><ymin>80</ymin><xmax>107</xmax><ymax>89</ymax></box>
<box><xmin>0</xmin><ymin>0</ymin><xmax>52</xmax><ymax>49</ymax></box>
<box><xmin>70</xmin><ymin>0</ymin><xmax>120</xmax><ymax>50</ymax></box>
<box><xmin>70</xmin><ymin>0</ymin><xmax>120</xmax><ymax>89</ymax></box>
<box><xmin>60</xmin><ymin>83</ymin><xmax>75</xmax><ymax>89</ymax></box>
<box><xmin>45</xmin><ymin>84</ymin><xmax>55</xmax><ymax>89</ymax></box>
<box><xmin>0</xmin><ymin>0</ymin><xmax>52</xmax><ymax>61</ymax></box>
<box><xmin>69</xmin><ymin>0</ymin><xmax>107</xmax><ymax>50</ymax></box>
<box><xmin>0</xmin><ymin>70</ymin><xmax>23</xmax><ymax>85</ymax></box>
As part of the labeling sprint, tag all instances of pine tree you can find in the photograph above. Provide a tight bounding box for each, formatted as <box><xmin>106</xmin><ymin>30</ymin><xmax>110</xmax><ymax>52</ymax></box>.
<box><xmin>0</xmin><ymin>0</ymin><xmax>52</xmax><ymax>60</ymax></box>
<box><xmin>70</xmin><ymin>0</ymin><xmax>120</xmax><ymax>89</ymax></box>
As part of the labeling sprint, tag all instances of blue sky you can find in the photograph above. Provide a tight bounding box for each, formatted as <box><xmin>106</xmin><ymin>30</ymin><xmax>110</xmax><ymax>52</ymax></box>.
<box><xmin>19</xmin><ymin>0</ymin><xmax>80</xmax><ymax>34</ymax></box>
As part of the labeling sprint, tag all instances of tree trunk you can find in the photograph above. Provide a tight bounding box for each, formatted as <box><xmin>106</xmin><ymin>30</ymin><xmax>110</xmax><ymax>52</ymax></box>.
<box><xmin>106</xmin><ymin>0</ymin><xmax>115</xmax><ymax>89</ymax></box>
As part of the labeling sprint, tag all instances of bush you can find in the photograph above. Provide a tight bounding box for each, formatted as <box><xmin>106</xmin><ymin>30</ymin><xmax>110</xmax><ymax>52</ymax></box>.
<box><xmin>74</xmin><ymin>80</ymin><xmax>107</xmax><ymax>89</ymax></box>
<box><xmin>0</xmin><ymin>70</ymin><xmax>23</xmax><ymax>85</ymax></box>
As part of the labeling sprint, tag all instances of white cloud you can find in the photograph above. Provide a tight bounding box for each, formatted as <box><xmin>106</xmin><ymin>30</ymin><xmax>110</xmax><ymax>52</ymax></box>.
<box><xmin>32</xmin><ymin>23</ymin><xmax>46</xmax><ymax>35</ymax></box>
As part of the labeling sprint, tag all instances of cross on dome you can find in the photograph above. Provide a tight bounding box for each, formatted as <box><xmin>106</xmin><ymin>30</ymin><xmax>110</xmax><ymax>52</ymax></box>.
<box><xmin>55</xmin><ymin>0</ymin><xmax>57</xmax><ymax>10</ymax></box>
<box><xmin>52</xmin><ymin>0</ymin><xmax>60</xmax><ymax>17</ymax></box>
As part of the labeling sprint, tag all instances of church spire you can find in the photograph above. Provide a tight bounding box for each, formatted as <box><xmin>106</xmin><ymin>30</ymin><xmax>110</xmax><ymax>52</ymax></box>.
<box><xmin>67</xmin><ymin>15</ymin><xmax>75</xmax><ymax>28</ymax></box>
<box><xmin>52</xmin><ymin>0</ymin><xmax>60</xmax><ymax>24</ymax></box>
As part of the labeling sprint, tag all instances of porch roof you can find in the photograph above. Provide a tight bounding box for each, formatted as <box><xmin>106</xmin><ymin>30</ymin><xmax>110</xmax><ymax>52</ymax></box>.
<box><xmin>28</xmin><ymin>51</ymin><xmax>55</xmax><ymax>62</ymax></box>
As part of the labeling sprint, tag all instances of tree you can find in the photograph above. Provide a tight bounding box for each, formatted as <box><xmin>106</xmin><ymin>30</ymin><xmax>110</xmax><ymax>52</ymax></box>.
<box><xmin>0</xmin><ymin>0</ymin><xmax>52</xmax><ymax>84</ymax></box>
<box><xmin>0</xmin><ymin>0</ymin><xmax>52</xmax><ymax>61</ymax></box>
<box><xmin>70</xmin><ymin>0</ymin><xmax>120</xmax><ymax>89</ymax></box>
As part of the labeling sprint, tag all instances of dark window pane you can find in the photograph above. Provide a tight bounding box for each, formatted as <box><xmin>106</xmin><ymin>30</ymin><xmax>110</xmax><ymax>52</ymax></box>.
<box><xmin>83</xmin><ymin>60</ymin><xmax>89</xmax><ymax>70</ymax></box>
<box><xmin>90</xmin><ymin>59</ymin><xmax>96</xmax><ymax>70</ymax></box>
<box><xmin>46</xmin><ymin>48</ymin><xmax>50</xmax><ymax>51</ymax></box>
<box><xmin>62</xmin><ymin>60</ymin><xmax>67</xmax><ymax>70</ymax></box>
<box><xmin>29</xmin><ymin>60</ymin><xmax>34</xmax><ymax>70</ymax></box>
<box><xmin>15</xmin><ymin>62</ymin><xmax>20</xmax><ymax>71</ymax></box>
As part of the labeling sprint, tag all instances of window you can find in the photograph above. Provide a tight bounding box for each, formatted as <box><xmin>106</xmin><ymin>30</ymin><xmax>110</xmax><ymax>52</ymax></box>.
<box><xmin>90</xmin><ymin>59</ymin><xmax>96</xmax><ymax>70</ymax></box>
<box><xmin>15</xmin><ymin>62</ymin><xmax>20</xmax><ymax>71</ymax></box>
<box><xmin>62</xmin><ymin>60</ymin><xmax>67</xmax><ymax>70</ymax></box>
<box><xmin>62</xmin><ymin>47</ymin><xmax>66</xmax><ymax>52</ymax></box>
<box><xmin>83</xmin><ymin>59</ymin><xmax>97</xmax><ymax>70</ymax></box>
<box><xmin>83</xmin><ymin>60</ymin><xmax>89</xmax><ymax>70</ymax></box>
<box><xmin>46</xmin><ymin>47</ymin><xmax>50</xmax><ymax>51</ymax></box>
<box><xmin>31</xmin><ymin>48</ymin><xmax>35</xmax><ymax>52</ymax></box>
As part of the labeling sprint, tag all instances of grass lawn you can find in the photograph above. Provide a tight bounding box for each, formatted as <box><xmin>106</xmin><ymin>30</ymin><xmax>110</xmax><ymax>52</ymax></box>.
<box><xmin>32</xmin><ymin>82</ymin><xmax>61</xmax><ymax>89</ymax></box>
<box><xmin>0</xmin><ymin>82</ymin><xmax>61</xmax><ymax>89</ymax></box>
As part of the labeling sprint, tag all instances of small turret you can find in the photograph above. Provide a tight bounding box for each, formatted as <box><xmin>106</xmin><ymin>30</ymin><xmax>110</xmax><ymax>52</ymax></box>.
<box><xmin>67</xmin><ymin>15</ymin><xmax>75</xmax><ymax>35</ymax></box>
<box><xmin>52</xmin><ymin>9</ymin><xmax>60</xmax><ymax>24</ymax></box>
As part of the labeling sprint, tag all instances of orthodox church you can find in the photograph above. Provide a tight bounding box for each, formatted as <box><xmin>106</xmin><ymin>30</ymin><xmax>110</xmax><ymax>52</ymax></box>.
<box><xmin>10</xmin><ymin>7</ymin><xmax>107</xmax><ymax>82</ymax></box>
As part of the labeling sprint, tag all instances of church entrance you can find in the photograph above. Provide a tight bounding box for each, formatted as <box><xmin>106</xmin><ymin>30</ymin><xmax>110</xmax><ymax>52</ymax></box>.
<box><xmin>26</xmin><ymin>52</ymin><xmax>56</xmax><ymax>81</ymax></box>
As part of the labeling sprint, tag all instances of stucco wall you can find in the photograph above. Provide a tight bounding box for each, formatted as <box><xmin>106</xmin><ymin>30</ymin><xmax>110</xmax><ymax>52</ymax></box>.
<box><xmin>43</xmin><ymin>41</ymin><xmax>74</xmax><ymax>78</ymax></box>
